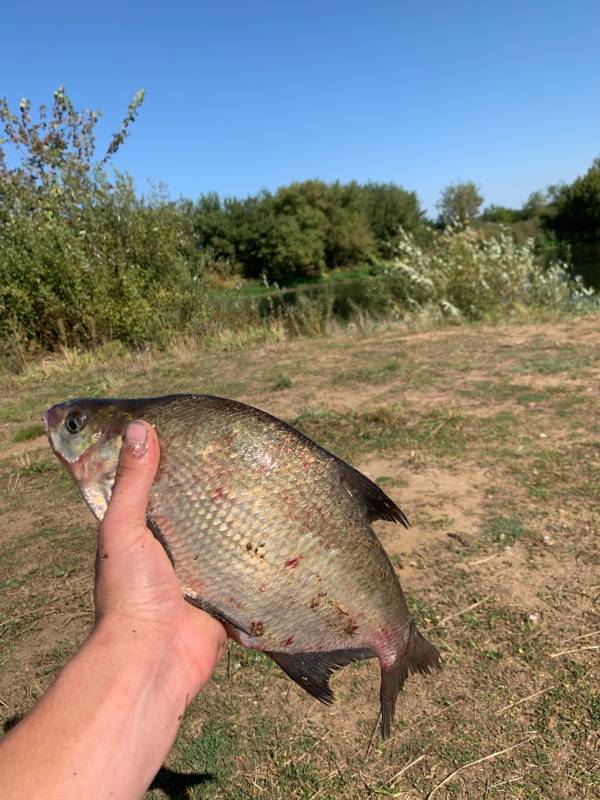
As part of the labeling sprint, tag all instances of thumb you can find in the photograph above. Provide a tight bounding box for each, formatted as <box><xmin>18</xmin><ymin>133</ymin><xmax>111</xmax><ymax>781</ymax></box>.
<box><xmin>100</xmin><ymin>420</ymin><xmax>160</xmax><ymax>544</ymax></box>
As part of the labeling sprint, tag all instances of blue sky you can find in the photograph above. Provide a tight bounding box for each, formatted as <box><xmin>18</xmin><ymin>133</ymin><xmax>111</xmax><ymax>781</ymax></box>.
<box><xmin>2</xmin><ymin>1</ymin><xmax>599</xmax><ymax>215</ymax></box>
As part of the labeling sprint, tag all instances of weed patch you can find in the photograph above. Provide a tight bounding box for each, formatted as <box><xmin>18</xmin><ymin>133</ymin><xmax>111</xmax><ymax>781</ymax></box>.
<box><xmin>483</xmin><ymin>515</ymin><xmax>527</xmax><ymax>545</ymax></box>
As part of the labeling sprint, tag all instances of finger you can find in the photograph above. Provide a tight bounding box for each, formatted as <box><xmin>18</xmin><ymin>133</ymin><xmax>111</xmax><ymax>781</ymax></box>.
<box><xmin>100</xmin><ymin>421</ymin><xmax>160</xmax><ymax>547</ymax></box>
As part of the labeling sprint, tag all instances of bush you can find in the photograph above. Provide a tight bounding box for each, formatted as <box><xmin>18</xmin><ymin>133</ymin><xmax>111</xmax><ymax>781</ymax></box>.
<box><xmin>547</xmin><ymin>157</ymin><xmax>600</xmax><ymax>244</ymax></box>
<box><xmin>0</xmin><ymin>88</ymin><xmax>210</xmax><ymax>351</ymax></box>
<box><xmin>436</xmin><ymin>181</ymin><xmax>484</xmax><ymax>227</ymax></box>
<box><xmin>363</xmin><ymin>227</ymin><xmax>592</xmax><ymax>320</ymax></box>
<box><xmin>192</xmin><ymin>180</ymin><xmax>426</xmax><ymax>284</ymax></box>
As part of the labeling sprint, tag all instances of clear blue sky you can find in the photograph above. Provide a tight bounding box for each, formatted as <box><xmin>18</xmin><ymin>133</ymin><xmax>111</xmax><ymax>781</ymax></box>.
<box><xmin>2</xmin><ymin>1</ymin><xmax>599</xmax><ymax>215</ymax></box>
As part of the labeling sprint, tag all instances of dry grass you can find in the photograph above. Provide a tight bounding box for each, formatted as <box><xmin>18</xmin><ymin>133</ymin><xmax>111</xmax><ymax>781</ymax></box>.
<box><xmin>1</xmin><ymin>313</ymin><xmax>599</xmax><ymax>799</ymax></box>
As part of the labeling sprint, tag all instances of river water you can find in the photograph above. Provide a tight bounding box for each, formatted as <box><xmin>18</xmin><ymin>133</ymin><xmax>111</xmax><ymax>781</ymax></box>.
<box><xmin>254</xmin><ymin>248</ymin><xmax>599</xmax><ymax>320</ymax></box>
<box><xmin>572</xmin><ymin>244</ymin><xmax>600</xmax><ymax>290</ymax></box>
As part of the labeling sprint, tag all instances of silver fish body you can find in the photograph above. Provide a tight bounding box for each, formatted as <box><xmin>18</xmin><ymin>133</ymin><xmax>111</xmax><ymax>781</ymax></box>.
<box><xmin>44</xmin><ymin>394</ymin><xmax>441</xmax><ymax>737</ymax></box>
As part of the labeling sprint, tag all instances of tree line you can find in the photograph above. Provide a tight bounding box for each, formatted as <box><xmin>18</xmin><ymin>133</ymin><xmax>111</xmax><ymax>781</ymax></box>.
<box><xmin>191</xmin><ymin>170</ymin><xmax>600</xmax><ymax>283</ymax></box>
<box><xmin>0</xmin><ymin>88</ymin><xmax>598</xmax><ymax>353</ymax></box>
<box><xmin>191</xmin><ymin>181</ymin><xmax>424</xmax><ymax>283</ymax></box>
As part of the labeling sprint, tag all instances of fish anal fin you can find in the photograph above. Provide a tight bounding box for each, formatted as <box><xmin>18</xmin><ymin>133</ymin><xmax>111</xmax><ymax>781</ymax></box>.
<box><xmin>338</xmin><ymin>463</ymin><xmax>410</xmax><ymax>527</ymax></box>
<box><xmin>380</xmin><ymin>624</ymin><xmax>442</xmax><ymax>739</ymax></box>
<box><xmin>266</xmin><ymin>647</ymin><xmax>375</xmax><ymax>704</ymax></box>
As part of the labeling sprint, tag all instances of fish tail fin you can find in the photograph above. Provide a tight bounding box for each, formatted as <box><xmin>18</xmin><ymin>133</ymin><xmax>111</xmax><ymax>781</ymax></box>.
<box><xmin>380</xmin><ymin>624</ymin><xmax>442</xmax><ymax>739</ymax></box>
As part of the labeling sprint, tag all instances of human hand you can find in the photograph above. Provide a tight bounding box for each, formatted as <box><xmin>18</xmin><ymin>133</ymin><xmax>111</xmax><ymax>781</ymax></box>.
<box><xmin>95</xmin><ymin>420</ymin><xmax>227</xmax><ymax>695</ymax></box>
<box><xmin>0</xmin><ymin>421</ymin><xmax>227</xmax><ymax>800</ymax></box>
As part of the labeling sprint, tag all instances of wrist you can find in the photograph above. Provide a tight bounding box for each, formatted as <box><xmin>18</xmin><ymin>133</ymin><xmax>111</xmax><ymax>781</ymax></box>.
<box><xmin>91</xmin><ymin>611</ymin><xmax>223</xmax><ymax>698</ymax></box>
<box><xmin>90</xmin><ymin>616</ymin><xmax>189</xmax><ymax>696</ymax></box>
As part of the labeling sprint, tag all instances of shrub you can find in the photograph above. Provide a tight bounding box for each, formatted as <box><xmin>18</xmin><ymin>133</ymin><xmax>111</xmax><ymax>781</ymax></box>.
<box><xmin>364</xmin><ymin>227</ymin><xmax>593</xmax><ymax>320</ymax></box>
<box><xmin>547</xmin><ymin>157</ymin><xmax>600</xmax><ymax>244</ymax></box>
<box><xmin>192</xmin><ymin>180</ymin><xmax>425</xmax><ymax>284</ymax></box>
<box><xmin>0</xmin><ymin>88</ymin><xmax>209</xmax><ymax>351</ymax></box>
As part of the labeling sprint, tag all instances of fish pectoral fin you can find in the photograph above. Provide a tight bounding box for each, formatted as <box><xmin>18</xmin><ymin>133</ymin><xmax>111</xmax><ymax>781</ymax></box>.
<box><xmin>265</xmin><ymin>647</ymin><xmax>375</xmax><ymax>705</ymax></box>
<box><xmin>146</xmin><ymin>515</ymin><xmax>176</xmax><ymax>566</ymax></box>
<box><xmin>337</xmin><ymin>462</ymin><xmax>410</xmax><ymax>528</ymax></box>
<box><xmin>184</xmin><ymin>595</ymin><xmax>252</xmax><ymax>638</ymax></box>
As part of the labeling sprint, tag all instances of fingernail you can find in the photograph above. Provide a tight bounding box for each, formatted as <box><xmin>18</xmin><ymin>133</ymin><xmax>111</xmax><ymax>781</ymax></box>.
<box><xmin>125</xmin><ymin>421</ymin><xmax>148</xmax><ymax>458</ymax></box>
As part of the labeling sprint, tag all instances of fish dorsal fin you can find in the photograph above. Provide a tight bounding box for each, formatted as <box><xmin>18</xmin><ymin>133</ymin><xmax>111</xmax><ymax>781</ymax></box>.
<box><xmin>265</xmin><ymin>648</ymin><xmax>375</xmax><ymax>704</ymax></box>
<box><xmin>180</xmin><ymin>394</ymin><xmax>410</xmax><ymax>527</ymax></box>
<box><xmin>337</xmin><ymin>462</ymin><xmax>410</xmax><ymax>527</ymax></box>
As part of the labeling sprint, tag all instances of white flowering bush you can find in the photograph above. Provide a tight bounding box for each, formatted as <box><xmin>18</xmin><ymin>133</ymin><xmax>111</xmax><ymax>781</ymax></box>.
<box><xmin>366</xmin><ymin>227</ymin><xmax>594</xmax><ymax>320</ymax></box>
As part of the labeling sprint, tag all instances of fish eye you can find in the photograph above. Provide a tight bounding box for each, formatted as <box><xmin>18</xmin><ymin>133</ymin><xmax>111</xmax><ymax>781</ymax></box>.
<box><xmin>64</xmin><ymin>412</ymin><xmax>87</xmax><ymax>435</ymax></box>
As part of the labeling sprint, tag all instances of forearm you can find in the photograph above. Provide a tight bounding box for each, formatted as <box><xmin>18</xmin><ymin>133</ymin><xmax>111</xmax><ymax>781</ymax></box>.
<box><xmin>0</xmin><ymin>619</ymin><xmax>198</xmax><ymax>800</ymax></box>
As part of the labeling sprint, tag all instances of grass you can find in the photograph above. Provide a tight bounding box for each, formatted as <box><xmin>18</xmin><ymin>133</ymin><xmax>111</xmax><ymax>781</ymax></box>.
<box><xmin>1</xmin><ymin>312</ymin><xmax>600</xmax><ymax>798</ymax></box>
<box><xmin>331</xmin><ymin>358</ymin><xmax>402</xmax><ymax>386</ymax></box>
<box><xmin>292</xmin><ymin>406</ymin><xmax>468</xmax><ymax>462</ymax></box>
<box><xmin>12</xmin><ymin>423</ymin><xmax>43</xmax><ymax>443</ymax></box>
<box><xmin>483</xmin><ymin>515</ymin><xmax>527</xmax><ymax>545</ymax></box>
<box><xmin>271</xmin><ymin>372</ymin><xmax>293</xmax><ymax>390</ymax></box>
<box><xmin>230</xmin><ymin>263</ymin><xmax>379</xmax><ymax>299</ymax></box>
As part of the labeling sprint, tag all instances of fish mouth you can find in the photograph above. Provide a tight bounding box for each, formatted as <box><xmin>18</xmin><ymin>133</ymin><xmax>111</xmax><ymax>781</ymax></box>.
<box><xmin>43</xmin><ymin>404</ymin><xmax>65</xmax><ymax>433</ymax></box>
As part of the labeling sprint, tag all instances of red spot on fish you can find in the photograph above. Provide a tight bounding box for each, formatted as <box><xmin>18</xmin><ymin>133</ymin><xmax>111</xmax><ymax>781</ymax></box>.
<box><xmin>284</xmin><ymin>555</ymin><xmax>302</xmax><ymax>569</ymax></box>
<box><xmin>284</xmin><ymin>636</ymin><xmax>295</xmax><ymax>647</ymax></box>
<box><xmin>211</xmin><ymin>486</ymin><xmax>225</xmax><ymax>500</ymax></box>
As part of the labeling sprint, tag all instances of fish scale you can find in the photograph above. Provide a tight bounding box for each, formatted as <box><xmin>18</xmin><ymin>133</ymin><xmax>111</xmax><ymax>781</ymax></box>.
<box><xmin>44</xmin><ymin>393</ymin><xmax>442</xmax><ymax>738</ymax></box>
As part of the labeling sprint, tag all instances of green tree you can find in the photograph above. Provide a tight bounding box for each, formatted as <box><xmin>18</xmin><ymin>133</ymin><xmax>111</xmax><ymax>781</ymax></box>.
<box><xmin>319</xmin><ymin>181</ymin><xmax>373</xmax><ymax>268</ymax></box>
<box><xmin>436</xmin><ymin>181</ymin><xmax>484</xmax><ymax>226</ymax></box>
<box><xmin>360</xmin><ymin>182</ymin><xmax>425</xmax><ymax>249</ymax></box>
<box><xmin>193</xmin><ymin>179</ymin><xmax>378</xmax><ymax>283</ymax></box>
<box><xmin>480</xmin><ymin>205</ymin><xmax>522</xmax><ymax>224</ymax></box>
<box><xmin>547</xmin><ymin>158</ymin><xmax>600</xmax><ymax>243</ymax></box>
<box><xmin>192</xmin><ymin>192</ymin><xmax>238</xmax><ymax>269</ymax></box>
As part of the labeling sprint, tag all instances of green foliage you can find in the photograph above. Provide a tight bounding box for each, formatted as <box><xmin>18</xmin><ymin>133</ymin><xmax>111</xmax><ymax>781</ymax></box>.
<box><xmin>362</xmin><ymin>227</ymin><xmax>591</xmax><ymax>321</ymax></box>
<box><xmin>480</xmin><ymin>204</ymin><xmax>522</xmax><ymax>224</ymax></box>
<box><xmin>0</xmin><ymin>88</ymin><xmax>210</xmax><ymax>353</ymax></box>
<box><xmin>358</xmin><ymin>181</ymin><xmax>425</xmax><ymax>250</ymax></box>
<box><xmin>548</xmin><ymin>157</ymin><xmax>600</xmax><ymax>243</ymax></box>
<box><xmin>522</xmin><ymin>188</ymin><xmax>559</xmax><ymax>221</ymax></box>
<box><xmin>437</xmin><ymin>180</ymin><xmax>484</xmax><ymax>226</ymax></box>
<box><xmin>0</xmin><ymin>86</ymin><xmax>144</xmax><ymax>193</ymax></box>
<box><xmin>194</xmin><ymin>186</ymin><xmax>329</xmax><ymax>283</ymax></box>
<box><xmin>0</xmin><ymin>87</ymin><xmax>595</xmax><ymax>364</ymax></box>
<box><xmin>192</xmin><ymin>179</ymin><xmax>425</xmax><ymax>283</ymax></box>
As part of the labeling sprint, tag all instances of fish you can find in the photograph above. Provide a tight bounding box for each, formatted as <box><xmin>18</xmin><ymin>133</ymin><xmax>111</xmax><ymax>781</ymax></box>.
<box><xmin>43</xmin><ymin>394</ymin><xmax>441</xmax><ymax>738</ymax></box>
